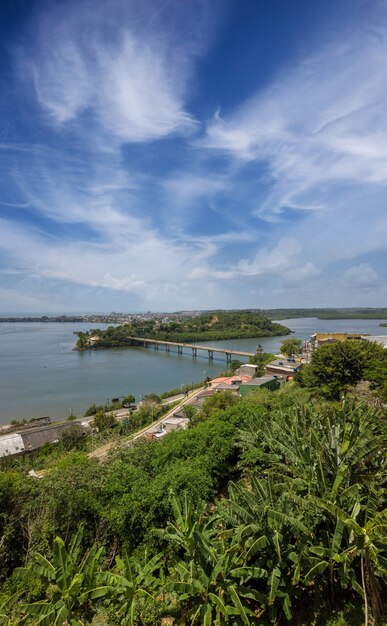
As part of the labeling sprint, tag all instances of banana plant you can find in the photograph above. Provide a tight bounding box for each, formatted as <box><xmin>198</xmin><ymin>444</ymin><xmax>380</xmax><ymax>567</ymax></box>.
<box><xmin>104</xmin><ymin>550</ymin><xmax>163</xmax><ymax>626</ymax></box>
<box><xmin>154</xmin><ymin>492</ymin><xmax>266</xmax><ymax>625</ymax></box>
<box><xmin>224</xmin><ymin>475</ymin><xmax>311</xmax><ymax>623</ymax></box>
<box><xmin>17</xmin><ymin>525</ymin><xmax>111</xmax><ymax>626</ymax></box>
<box><xmin>308</xmin><ymin>491</ymin><xmax>387</xmax><ymax>626</ymax></box>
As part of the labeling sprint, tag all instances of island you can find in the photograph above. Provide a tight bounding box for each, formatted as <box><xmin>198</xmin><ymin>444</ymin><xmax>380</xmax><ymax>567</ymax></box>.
<box><xmin>74</xmin><ymin>310</ymin><xmax>291</xmax><ymax>350</ymax></box>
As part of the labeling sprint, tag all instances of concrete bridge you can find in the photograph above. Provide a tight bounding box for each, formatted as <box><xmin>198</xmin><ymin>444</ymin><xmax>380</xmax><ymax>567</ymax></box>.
<box><xmin>127</xmin><ymin>336</ymin><xmax>255</xmax><ymax>363</ymax></box>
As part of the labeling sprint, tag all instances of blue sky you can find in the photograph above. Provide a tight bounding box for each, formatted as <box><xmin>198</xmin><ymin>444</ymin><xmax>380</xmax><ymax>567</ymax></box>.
<box><xmin>0</xmin><ymin>0</ymin><xmax>386</xmax><ymax>312</ymax></box>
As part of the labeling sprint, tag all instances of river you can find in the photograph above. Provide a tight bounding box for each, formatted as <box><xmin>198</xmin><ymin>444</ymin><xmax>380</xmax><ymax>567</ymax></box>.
<box><xmin>0</xmin><ymin>318</ymin><xmax>385</xmax><ymax>423</ymax></box>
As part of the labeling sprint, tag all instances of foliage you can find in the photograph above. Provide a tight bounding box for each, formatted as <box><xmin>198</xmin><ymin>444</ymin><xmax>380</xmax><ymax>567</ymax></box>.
<box><xmin>93</xmin><ymin>410</ymin><xmax>117</xmax><ymax>432</ymax></box>
<box><xmin>297</xmin><ymin>340</ymin><xmax>364</xmax><ymax>398</ymax></box>
<box><xmin>298</xmin><ymin>340</ymin><xmax>387</xmax><ymax>399</ymax></box>
<box><xmin>0</xmin><ymin>379</ymin><xmax>386</xmax><ymax>625</ymax></box>
<box><xmin>121</xmin><ymin>395</ymin><xmax>136</xmax><ymax>407</ymax></box>
<box><xmin>248</xmin><ymin>352</ymin><xmax>275</xmax><ymax>375</ymax></box>
<box><xmin>142</xmin><ymin>393</ymin><xmax>161</xmax><ymax>404</ymax></box>
<box><xmin>255</xmin><ymin>308</ymin><xmax>387</xmax><ymax>320</ymax></box>
<box><xmin>280</xmin><ymin>337</ymin><xmax>302</xmax><ymax>357</ymax></box>
<box><xmin>59</xmin><ymin>425</ymin><xmax>86</xmax><ymax>451</ymax></box>
<box><xmin>229</xmin><ymin>359</ymin><xmax>244</xmax><ymax>373</ymax></box>
<box><xmin>84</xmin><ymin>403</ymin><xmax>105</xmax><ymax>417</ymax></box>
<box><xmin>160</xmin><ymin>381</ymin><xmax>203</xmax><ymax>399</ymax></box>
<box><xmin>76</xmin><ymin>311</ymin><xmax>291</xmax><ymax>349</ymax></box>
<box><xmin>16</xmin><ymin>524</ymin><xmax>110</xmax><ymax>626</ymax></box>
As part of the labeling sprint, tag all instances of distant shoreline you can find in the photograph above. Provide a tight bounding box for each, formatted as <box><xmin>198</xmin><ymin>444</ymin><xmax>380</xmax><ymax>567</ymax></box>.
<box><xmin>1</xmin><ymin>308</ymin><xmax>387</xmax><ymax>325</ymax></box>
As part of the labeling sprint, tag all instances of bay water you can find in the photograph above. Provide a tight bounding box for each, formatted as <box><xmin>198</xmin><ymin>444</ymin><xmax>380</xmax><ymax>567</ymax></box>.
<box><xmin>0</xmin><ymin>318</ymin><xmax>385</xmax><ymax>423</ymax></box>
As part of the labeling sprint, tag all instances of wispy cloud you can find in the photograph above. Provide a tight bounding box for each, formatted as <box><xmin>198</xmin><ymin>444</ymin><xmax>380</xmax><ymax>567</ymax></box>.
<box><xmin>202</xmin><ymin>6</ymin><xmax>387</xmax><ymax>222</ymax></box>
<box><xmin>0</xmin><ymin>0</ymin><xmax>386</xmax><ymax>311</ymax></box>
<box><xmin>25</xmin><ymin>0</ymin><xmax>210</xmax><ymax>144</ymax></box>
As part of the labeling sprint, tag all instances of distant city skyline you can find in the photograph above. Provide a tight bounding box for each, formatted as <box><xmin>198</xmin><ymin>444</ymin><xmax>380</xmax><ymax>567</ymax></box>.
<box><xmin>0</xmin><ymin>0</ymin><xmax>386</xmax><ymax>312</ymax></box>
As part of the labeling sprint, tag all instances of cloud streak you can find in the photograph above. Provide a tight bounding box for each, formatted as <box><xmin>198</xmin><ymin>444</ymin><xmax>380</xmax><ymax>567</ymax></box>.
<box><xmin>27</xmin><ymin>0</ymin><xmax>207</xmax><ymax>144</ymax></box>
<box><xmin>203</xmin><ymin>7</ymin><xmax>387</xmax><ymax>222</ymax></box>
<box><xmin>0</xmin><ymin>0</ymin><xmax>386</xmax><ymax>310</ymax></box>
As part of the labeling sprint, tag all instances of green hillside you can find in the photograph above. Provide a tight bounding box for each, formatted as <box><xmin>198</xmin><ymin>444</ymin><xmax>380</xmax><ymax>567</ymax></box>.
<box><xmin>75</xmin><ymin>310</ymin><xmax>291</xmax><ymax>349</ymax></box>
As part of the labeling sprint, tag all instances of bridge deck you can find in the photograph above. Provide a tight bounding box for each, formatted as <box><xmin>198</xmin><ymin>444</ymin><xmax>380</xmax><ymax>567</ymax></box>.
<box><xmin>127</xmin><ymin>336</ymin><xmax>255</xmax><ymax>358</ymax></box>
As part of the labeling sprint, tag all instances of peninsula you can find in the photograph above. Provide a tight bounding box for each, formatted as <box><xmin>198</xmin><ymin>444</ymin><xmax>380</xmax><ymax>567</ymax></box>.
<box><xmin>75</xmin><ymin>310</ymin><xmax>291</xmax><ymax>350</ymax></box>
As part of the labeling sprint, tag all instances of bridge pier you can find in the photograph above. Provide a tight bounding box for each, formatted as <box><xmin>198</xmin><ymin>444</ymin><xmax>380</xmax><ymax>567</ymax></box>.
<box><xmin>165</xmin><ymin>344</ymin><xmax>170</xmax><ymax>352</ymax></box>
<box><xmin>178</xmin><ymin>346</ymin><xmax>183</xmax><ymax>355</ymax></box>
<box><xmin>192</xmin><ymin>347</ymin><xmax>197</xmax><ymax>358</ymax></box>
<box><xmin>154</xmin><ymin>345</ymin><xmax>158</xmax><ymax>351</ymax></box>
<box><xmin>226</xmin><ymin>352</ymin><xmax>231</xmax><ymax>364</ymax></box>
<box><xmin>208</xmin><ymin>350</ymin><xmax>214</xmax><ymax>360</ymax></box>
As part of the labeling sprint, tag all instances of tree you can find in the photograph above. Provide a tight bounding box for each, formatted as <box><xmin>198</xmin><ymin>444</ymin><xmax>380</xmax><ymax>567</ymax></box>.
<box><xmin>59</xmin><ymin>426</ymin><xmax>86</xmax><ymax>451</ymax></box>
<box><xmin>142</xmin><ymin>394</ymin><xmax>161</xmax><ymax>404</ymax></box>
<box><xmin>228</xmin><ymin>359</ymin><xmax>243</xmax><ymax>373</ymax></box>
<box><xmin>121</xmin><ymin>394</ymin><xmax>136</xmax><ymax>407</ymax></box>
<box><xmin>93</xmin><ymin>410</ymin><xmax>117</xmax><ymax>432</ymax></box>
<box><xmin>299</xmin><ymin>340</ymin><xmax>367</xmax><ymax>399</ymax></box>
<box><xmin>84</xmin><ymin>403</ymin><xmax>105</xmax><ymax>417</ymax></box>
<box><xmin>248</xmin><ymin>352</ymin><xmax>275</xmax><ymax>376</ymax></box>
<box><xmin>199</xmin><ymin>390</ymin><xmax>238</xmax><ymax>419</ymax></box>
<box><xmin>280</xmin><ymin>338</ymin><xmax>302</xmax><ymax>357</ymax></box>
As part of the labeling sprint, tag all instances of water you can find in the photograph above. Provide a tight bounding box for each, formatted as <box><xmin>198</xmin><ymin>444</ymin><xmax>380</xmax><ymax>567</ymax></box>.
<box><xmin>0</xmin><ymin>318</ymin><xmax>385</xmax><ymax>423</ymax></box>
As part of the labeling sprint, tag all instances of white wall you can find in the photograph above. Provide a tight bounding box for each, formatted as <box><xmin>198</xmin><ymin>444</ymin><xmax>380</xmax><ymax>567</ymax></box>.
<box><xmin>0</xmin><ymin>433</ymin><xmax>25</xmax><ymax>457</ymax></box>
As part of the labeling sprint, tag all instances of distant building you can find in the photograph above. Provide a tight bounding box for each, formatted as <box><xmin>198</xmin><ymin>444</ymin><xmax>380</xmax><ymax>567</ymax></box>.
<box><xmin>209</xmin><ymin>375</ymin><xmax>252</xmax><ymax>390</ymax></box>
<box><xmin>311</xmin><ymin>332</ymin><xmax>368</xmax><ymax>348</ymax></box>
<box><xmin>147</xmin><ymin>415</ymin><xmax>189</xmax><ymax>439</ymax></box>
<box><xmin>239</xmin><ymin>376</ymin><xmax>282</xmax><ymax>397</ymax></box>
<box><xmin>265</xmin><ymin>358</ymin><xmax>302</xmax><ymax>380</ymax></box>
<box><xmin>238</xmin><ymin>364</ymin><xmax>257</xmax><ymax>377</ymax></box>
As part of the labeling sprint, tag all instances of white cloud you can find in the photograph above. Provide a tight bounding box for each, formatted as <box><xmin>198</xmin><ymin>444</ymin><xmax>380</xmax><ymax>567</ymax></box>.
<box><xmin>237</xmin><ymin>238</ymin><xmax>301</xmax><ymax>277</ymax></box>
<box><xmin>202</xmin><ymin>7</ymin><xmax>387</xmax><ymax>219</ymax></box>
<box><xmin>27</xmin><ymin>0</ymin><xmax>204</xmax><ymax>144</ymax></box>
<box><xmin>341</xmin><ymin>263</ymin><xmax>379</xmax><ymax>288</ymax></box>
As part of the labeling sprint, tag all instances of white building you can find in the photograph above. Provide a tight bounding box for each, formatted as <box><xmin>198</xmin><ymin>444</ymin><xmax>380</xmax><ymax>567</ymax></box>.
<box><xmin>0</xmin><ymin>433</ymin><xmax>25</xmax><ymax>457</ymax></box>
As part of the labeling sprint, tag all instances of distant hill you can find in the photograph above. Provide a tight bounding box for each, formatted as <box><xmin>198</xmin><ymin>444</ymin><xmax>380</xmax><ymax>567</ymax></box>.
<box><xmin>75</xmin><ymin>311</ymin><xmax>291</xmax><ymax>349</ymax></box>
<box><xmin>255</xmin><ymin>308</ymin><xmax>387</xmax><ymax>320</ymax></box>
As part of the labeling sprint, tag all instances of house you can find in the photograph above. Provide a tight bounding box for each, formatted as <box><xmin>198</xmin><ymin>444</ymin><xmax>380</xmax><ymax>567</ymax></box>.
<box><xmin>265</xmin><ymin>358</ymin><xmax>302</xmax><ymax>380</ymax></box>
<box><xmin>237</xmin><ymin>364</ymin><xmax>257</xmax><ymax>377</ymax></box>
<box><xmin>239</xmin><ymin>376</ymin><xmax>282</xmax><ymax>397</ymax></box>
<box><xmin>209</xmin><ymin>375</ymin><xmax>253</xmax><ymax>390</ymax></box>
<box><xmin>147</xmin><ymin>415</ymin><xmax>189</xmax><ymax>439</ymax></box>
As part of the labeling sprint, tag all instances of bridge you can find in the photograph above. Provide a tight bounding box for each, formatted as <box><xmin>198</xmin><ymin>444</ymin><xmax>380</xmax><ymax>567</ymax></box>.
<box><xmin>127</xmin><ymin>336</ymin><xmax>255</xmax><ymax>363</ymax></box>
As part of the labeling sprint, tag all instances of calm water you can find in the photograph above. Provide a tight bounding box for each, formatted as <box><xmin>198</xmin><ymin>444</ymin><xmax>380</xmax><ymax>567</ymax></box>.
<box><xmin>0</xmin><ymin>318</ymin><xmax>386</xmax><ymax>423</ymax></box>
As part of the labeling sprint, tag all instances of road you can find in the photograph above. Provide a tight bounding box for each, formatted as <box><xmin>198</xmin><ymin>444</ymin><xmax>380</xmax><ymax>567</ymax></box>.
<box><xmin>87</xmin><ymin>386</ymin><xmax>204</xmax><ymax>460</ymax></box>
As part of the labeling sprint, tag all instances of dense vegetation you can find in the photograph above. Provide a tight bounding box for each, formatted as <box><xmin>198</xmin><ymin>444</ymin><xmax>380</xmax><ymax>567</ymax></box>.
<box><xmin>0</xmin><ymin>341</ymin><xmax>386</xmax><ymax>625</ymax></box>
<box><xmin>297</xmin><ymin>339</ymin><xmax>387</xmax><ymax>401</ymax></box>
<box><xmin>75</xmin><ymin>311</ymin><xmax>290</xmax><ymax>349</ymax></box>
<box><xmin>258</xmin><ymin>308</ymin><xmax>387</xmax><ymax>320</ymax></box>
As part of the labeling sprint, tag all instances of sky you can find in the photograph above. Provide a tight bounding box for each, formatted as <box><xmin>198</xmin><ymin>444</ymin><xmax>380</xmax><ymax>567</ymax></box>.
<box><xmin>0</xmin><ymin>0</ymin><xmax>386</xmax><ymax>313</ymax></box>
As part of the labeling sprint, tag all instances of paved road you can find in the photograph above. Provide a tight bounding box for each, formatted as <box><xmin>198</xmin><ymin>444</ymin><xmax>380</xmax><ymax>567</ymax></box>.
<box><xmin>88</xmin><ymin>387</ymin><xmax>204</xmax><ymax>460</ymax></box>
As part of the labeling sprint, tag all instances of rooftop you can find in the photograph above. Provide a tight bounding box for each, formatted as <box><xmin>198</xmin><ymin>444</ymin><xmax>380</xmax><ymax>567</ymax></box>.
<box><xmin>241</xmin><ymin>375</ymin><xmax>280</xmax><ymax>386</ymax></box>
<box><xmin>266</xmin><ymin>359</ymin><xmax>302</xmax><ymax>371</ymax></box>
